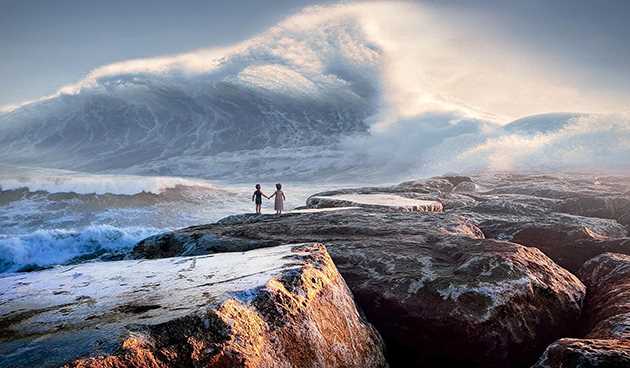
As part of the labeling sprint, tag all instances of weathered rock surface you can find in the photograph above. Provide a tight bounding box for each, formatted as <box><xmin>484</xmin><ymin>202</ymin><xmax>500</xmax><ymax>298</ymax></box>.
<box><xmin>533</xmin><ymin>338</ymin><xmax>630</xmax><ymax>368</ymax></box>
<box><xmin>0</xmin><ymin>243</ymin><xmax>386</xmax><ymax>368</ymax></box>
<box><xmin>307</xmin><ymin>193</ymin><xmax>443</xmax><ymax>212</ymax></box>
<box><xmin>558</xmin><ymin>196</ymin><xmax>630</xmax><ymax>227</ymax></box>
<box><xmin>533</xmin><ymin>253</ymin><xmax>630</xmax><ymax>367</ymax></box>
<box><xmin>440</xmin><ymin>174</ymin><xmax>630</xmax><ymax>271</ymax></box>
<box><xmin>130</xmin><ymin>173</ymin><xmax>630</xmax><ymax>367</ymax></box>
<box><xmin>580</xmin><ymin>253</ymin><xmax>630</xmax><ymax>341</ymax></box>
<box><xmin>134</xmin><ymin>209</ymin><xmax>485</xmax><ymax>259</ymax></box>
<box><xmin>136</xmin><ymin>209</ymin><xmax>585</xmax><ymax>367</ymax></box>
<box><xmin>513</xmin><ymin>229</ymin><xmax>630</xmax><ymax>273</ymax></box>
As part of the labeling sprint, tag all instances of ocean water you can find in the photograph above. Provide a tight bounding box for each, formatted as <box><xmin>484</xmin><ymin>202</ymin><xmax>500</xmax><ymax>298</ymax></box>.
<box><xmin>0</xmin><ymin>167</ymin><xmax>337</xmax><ymax>273</ymax></box>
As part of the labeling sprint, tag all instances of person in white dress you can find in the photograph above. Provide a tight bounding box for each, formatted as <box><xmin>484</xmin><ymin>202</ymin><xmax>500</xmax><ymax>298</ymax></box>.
<box><xmin>269</xmin><ymin>183</ymin><xmax>286</xmax><ymax>215</ymax></box>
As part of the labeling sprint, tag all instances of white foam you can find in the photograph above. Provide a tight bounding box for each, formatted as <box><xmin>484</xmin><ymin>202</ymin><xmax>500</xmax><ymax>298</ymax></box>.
<box><xmin>0</xmin><ymin>167</ymin><xmax>219</xmax><ymax>195</ymax></box>
<box><xmin>1</xmin><ymin>4</ymin><xmax>629</xmax><ymax>180</ymax></box>
<box><xmin>313</xmin><ymin>194</ymin><xmax>442</xmax><ymax>211</ymax></box>
<box><xmin>288</xmin><ymin>207</ymin><xmax>360</xmax><ymax>214</ymax></box>
<box><xmin>0</xmin><ymin>225</ymin><xmax>164</xmax><ymax>272</ymax></box>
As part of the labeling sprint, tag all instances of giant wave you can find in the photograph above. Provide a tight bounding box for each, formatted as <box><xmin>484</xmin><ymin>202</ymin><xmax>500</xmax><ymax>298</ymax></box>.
<box><xmin>1</xmin><ymin>3</ymin><xmax>629</xmax><ymax>180</ymax></box>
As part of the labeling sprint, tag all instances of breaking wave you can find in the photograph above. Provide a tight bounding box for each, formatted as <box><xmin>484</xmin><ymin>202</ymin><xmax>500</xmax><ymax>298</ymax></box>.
<box><xmin>447</xmin><ymin>113</ymin><xmax>630</xmax><ymax>175</ymax></box>
<box><xmin>0</xmin><ymin>166</ymin><xmax>219</xmax><ymax>195</ymax></box>
<box><xmin>1</xmin><ymin>3</ymin><xmax>629</xmax><ymax>180</ymax></box>
<box><xmin>0</xmin><ymin>2</ymin><xmax>629</xmax><ymax>273</ymax></box>
<box><xmin>345</xmin><ymin>112</ymin><xmax>630</xmax><ymax>178</ymax></box>
<box><xmin>0</xmin><ymin>225</ymin><xmax>162</xmax><ymax>273</ymax></box>
<box><xmin>0</xmin><ymin>168</ymin><xmax>332</xmax><ymax>273</ymax></box>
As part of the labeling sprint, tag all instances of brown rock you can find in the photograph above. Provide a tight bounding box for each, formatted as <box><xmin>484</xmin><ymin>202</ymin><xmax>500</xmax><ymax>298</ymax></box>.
<box><xmin>0</xmin><ymin>243</ymin><xmax>386</xmax><ymax>368</ymax></box>
<box><xmin>580</xmin><ymin>253</ymin><xmax>630</xmax><ymax>340</ymax></box>
<box><xmin>532</xmin><ymin>338</ymin><xmax>630</xmax><ymax>367</ymax></box>
<box><xmin>135</xmin><ymin>210</ymin><xmax>585</xmax><ymax>367</ymax></box>
<box><xmin>558</xmin><ymin>196</ymin><xmax>630</xmax><ymax>227</ymax></box>
<box><xmin>532</xmin><ymin>253</ymin><xmax>630</xmax><ymax>367</ymax></box>
<box><xmin>512</xmin><ymin>226</ymin><xmax>630</xmax><ymax>273</ymax></box>
<box><xmin>341</xmin><ymin>238</ymin><xmax>585</xmax><ymax>368</ymax></box>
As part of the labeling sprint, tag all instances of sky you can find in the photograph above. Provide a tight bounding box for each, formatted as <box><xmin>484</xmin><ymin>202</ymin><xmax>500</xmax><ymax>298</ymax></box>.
<box><xmin>1</xmin><ymin>0</ymin><xmax>630</xmax><ymax>113</ymax></box>
<box><xmin>0</xmin><ymin>0</ymin><xmax>336</xmax><ymax>106</ymax></box>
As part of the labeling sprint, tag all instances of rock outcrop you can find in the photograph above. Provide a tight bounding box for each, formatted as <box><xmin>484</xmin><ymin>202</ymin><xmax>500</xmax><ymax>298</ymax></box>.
<box><xmin>135</xmin><ymin>209</ymin><xmax>585</xmax><ymax>367</ymax></box>
<box><xmin>559</xmin><ymin>196</ymin><xmax>630</xmax><ymax>227</ymax></box>
<box><xmin>533</xmin><ymin>253</ymin><xmax>630</xmax><ymax>367</ymax></box>
<box><xmin>513</xmin><ymin>229</ymin><xmax>630</xmax><ymax>273</ymax></box>
<box><xmin>0</xmin><ymin>243</ymin><xmax>386</xmax><ymax>368</ymax></box>
<box><xmin>114</xmin><ymin>173</ymin><xmax>630</xmax><ymax>367</ymax></box>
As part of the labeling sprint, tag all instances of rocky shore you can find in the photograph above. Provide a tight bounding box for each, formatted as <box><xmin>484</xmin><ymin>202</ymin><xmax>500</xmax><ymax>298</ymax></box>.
<box><xmin>0</xmin><ymin>244</ymin><xmax>385</xmax><ymax>368</ymax></box>
<box><xmin>2</xmin><ymin>173</ymin><xmax>630</xmax><ymax>367</ymax></box>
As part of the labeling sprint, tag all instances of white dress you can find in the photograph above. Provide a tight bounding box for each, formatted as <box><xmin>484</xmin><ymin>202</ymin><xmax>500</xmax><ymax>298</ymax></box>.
<box><xmin>274</xmin><ymin>190</ymin><xmax>284</xmax><ymax>211</ymax></box>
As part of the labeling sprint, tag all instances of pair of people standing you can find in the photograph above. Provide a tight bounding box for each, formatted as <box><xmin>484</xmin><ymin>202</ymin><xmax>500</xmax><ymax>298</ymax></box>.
<box><xmin>252</xmin><ymin>183</ymin><xmax>286</xmax><ymax>215</ymax></box>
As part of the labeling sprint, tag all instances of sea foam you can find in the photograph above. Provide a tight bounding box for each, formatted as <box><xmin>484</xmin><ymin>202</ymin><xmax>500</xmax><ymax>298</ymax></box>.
<box><xmin>0</xmin><ymin>225</ymin><xmax>163</xmax><ymax>273</ymax></box>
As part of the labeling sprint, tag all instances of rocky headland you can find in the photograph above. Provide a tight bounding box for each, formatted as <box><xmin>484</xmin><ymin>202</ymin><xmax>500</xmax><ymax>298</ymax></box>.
<box><xmin>2</xmin><ymin>173</ymin><xmax>630</xmax><ymax>367</ymax></box>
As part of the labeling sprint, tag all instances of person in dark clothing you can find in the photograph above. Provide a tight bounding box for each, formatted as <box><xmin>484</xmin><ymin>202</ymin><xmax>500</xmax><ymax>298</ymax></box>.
<box><xmin>252</xmin><ymin>184</ymin><xmax>269</xmax><ymax>214</ymax></box>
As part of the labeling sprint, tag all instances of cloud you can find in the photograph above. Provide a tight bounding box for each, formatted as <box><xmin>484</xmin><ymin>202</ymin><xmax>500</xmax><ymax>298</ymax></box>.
<box><xmin>441</xmin><ymin>113</ymin><xmax>630</xmax><ymax>174</ymax></box>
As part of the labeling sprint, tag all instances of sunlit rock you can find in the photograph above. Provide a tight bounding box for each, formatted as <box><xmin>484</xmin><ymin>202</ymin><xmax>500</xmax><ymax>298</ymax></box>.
<box><xmin>134</xmin><ymin>210</ymin><xmax>584</xmax><ymax>367</ymax></box>
<box><xmin>0</xmin><ymin>243</ymin><xmax>386</xmax><ymax>368</ymax></box>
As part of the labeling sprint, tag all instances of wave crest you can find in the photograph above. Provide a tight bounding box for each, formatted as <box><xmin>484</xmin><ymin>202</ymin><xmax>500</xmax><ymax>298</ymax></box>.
<box><xmin>0</xmin><ymin>225</ymin><xmax>163</xmax><ymax>273</ymax></box>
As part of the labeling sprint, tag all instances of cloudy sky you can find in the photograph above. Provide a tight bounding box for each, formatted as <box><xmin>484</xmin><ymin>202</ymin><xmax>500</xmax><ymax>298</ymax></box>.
<box><xmin>2</xmin><ymin>0</ymin><xmax>629</xmax><ymax>112</ymax></box>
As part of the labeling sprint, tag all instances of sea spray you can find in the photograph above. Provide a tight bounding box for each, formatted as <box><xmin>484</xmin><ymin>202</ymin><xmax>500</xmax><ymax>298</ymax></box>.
<box><xmin>0</xmin><ymin>225</ymin><xmax>163</xmax><ymax>273</ymax></box>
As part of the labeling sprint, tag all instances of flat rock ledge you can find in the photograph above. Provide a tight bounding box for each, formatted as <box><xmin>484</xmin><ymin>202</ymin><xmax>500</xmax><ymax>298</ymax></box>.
<box><xmin>533</xmin><ymin>253</ymin><xmax>630</xmax><ymax>367</ymax></box>
<box><xmin>0</xmin><ymin>243</ymin><xmax>386</xmax><ymax>368</ymax></box>
<box><xmin>307</xmin><ymin>194</ymin><xmax>444</xmax><ymax>212</ymax></box>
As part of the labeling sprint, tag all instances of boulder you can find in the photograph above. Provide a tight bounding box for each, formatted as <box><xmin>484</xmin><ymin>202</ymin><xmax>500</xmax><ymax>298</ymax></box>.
<box><xmin>134</xmin><ymin>210</ymin><xmax>585</xmax><ymax>367</ymax></box>
<box><xmin>532</xmin><ymin>253</ymin><xmax>630</xmax><ymax>367</ymax></box>
<box><xmin>453</xmin><ymin>193</ymin><xmax>627</xmax><ymax>241</ymax></box>
<box><xmin>334</xmin><ymin>237</ymin><xmax>585</xmax><ymax>368</ymax></box>
<box><xmin>532</xmin><ymin>338</ymin><xmax>630</xmax><ymax>367</ymax></box>
<box><xmin>512</xmin><ymin>227</ymin><xmax>630</xmax><ymax>273</ymax></box>
<box><xmin>558</xmin><ymin>196</ymin><xmax>630</xmax><ymax>227</ymax></box>
<box><xmin>0</xmin><ymin>243</ymin><xmax>386</xmax><ymax>368</ymax></box>
<box><xmin>452</xmin><ymin>180</ymin><xmax>477</xmax><ymax>193</ymax></box>
<box><xmin>580</xmin><ymin>253</ymin><xmax>630</xmax><ymax>340</ymax></box>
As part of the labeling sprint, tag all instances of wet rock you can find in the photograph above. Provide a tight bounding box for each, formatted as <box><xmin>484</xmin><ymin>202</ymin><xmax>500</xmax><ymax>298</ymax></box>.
<box><xmin>0</xmin><ymin>243</ymin><xmax>386</xmax><ymax>368</ymax></box>
<box><xmin>135</xmin><ymin>209</ymin><xmax>485</xmax><ymax>260</ymax></box>
<box><xmin>580</xmin><ymin>253</ymin><xmax>630</xmax><ymax>340</ymax></box>
<box><xmin>307</xmin><ymin>193</ymin><xmax>443</xmax><ymax>212</ymax></box>
<box><xmin>533</xmin><ymin>253</ymin><xmax>630</xmax><ymax>367</ymax></box>
<box><xmin>133</xmin><ymin>232</ymin><xmax>279</xmax><ymax>259</ymax></box>
<box><xmin>134</xmin><ymin>210</ymin><xmax>584</xmax><ymax>367</ymax></box>
<box><xmin>558</xmin><ymin>196</ymin><xmax>630</xmax><ymax>227</ymax></box>
<box><xmin>452</xmin><ymin>180</ymin><xmax>477</xmax><ymax>193</ymax></box>
<box><xmin>513</xmin><ymin>225</ymin><xmax>630</xmax><ymax>273</ymax></box>
<box><xmin>532</xmin><ymin>338</ymin><xmax>630</xmax><ymax>367</ymax></box>
<box><xmin>396</xmin><ymin>175</ymin><xmax>472</xmax><ymax>193</ymax></box>
<box><xmin>453</xmin><ymin>192</ymin><xmax>627</xmax><ymax>241</ymax></box>
<box><xmin>339</xmin><ymin>237</ymin><xmax>585</xmax><ymax>368</ymax></box>
<box><xmin>130</xmin><ymin>172</ymin><xmax>630</xmax><ymax>367</ymax></box>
